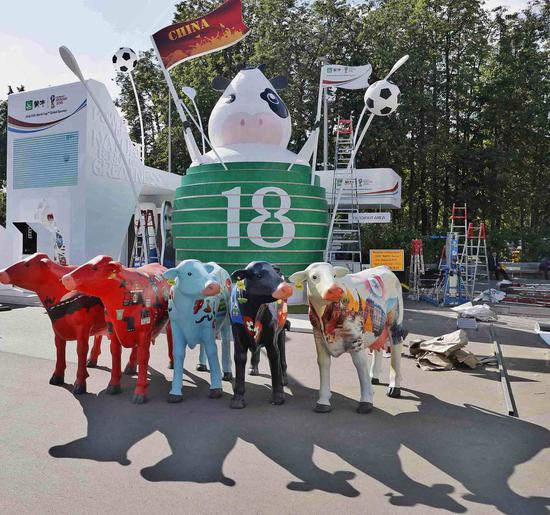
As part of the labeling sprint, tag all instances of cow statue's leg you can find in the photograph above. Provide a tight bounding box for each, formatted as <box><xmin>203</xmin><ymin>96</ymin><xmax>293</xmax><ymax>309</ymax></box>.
<box><xmin>387</xmin><ymin>336</ymin><xmax>403</xmax><ymax>398</ymax></box>
<box><xmin>249</xmin><ymin>348</ymin><xmax>260</xmax><ymax>376</ymax></box>
<box><xmin>106</xmin><ymin>334</ymin><xmax>122</xmax><ymax>395</ymax></box>
<box><xmin>87</xmin><ymin>335</ymin><xmax>102</xmax><ymax>367</ymax></box>
<box><xmin>168</xmin><ymin>323</ymin><xmax>187</xmax><ymax>403</ymax></box>
<box><xmin>278</xmin><ymin>328</ymin><xmax>288</xmax><ymax>386</ymax></box>
<box><xmin>370</xmin><ymin>349</ymin><xmax>383</xmax><ymax>385</ymax></box>
<box><xmin>49</xmin><ymin>335</ymin><xmax>66</xmax><ymax>386</ymax></box>
<box><xmin>166</xmin><ymin>322</ymin><xmax>174</xmax><ymax>370</ymax></box>
<box><xmin>265</xmin><ymin>329</ymin><xmax>285</xmax><ymax>405</ymax></box>
<box><xmin>220</xmin><ymin>322</ymin><xmax>233</xmax><ymax>381</ymax></box>
<box><xmin>124</xmin><ymin>346</ymin><xmax>138</xmax><ymax>376</ymax></box>
<box><xmin>350</xmin><ymin>349</ymin><xmax>374</xmax><ymax>414</ymax></box>
<box><xmin>203</xmin><ymin>331</ymin><xmax>223</xmax><ymax>399</ymax></box>
<box><xmin>133</xmin><ymin>333</ymin><xmax>151</xmax><ymax>404</ymax></box>
<box><xmin>230</xmin><ymin>325</ymin><xmax>248</xmax><ymax>409</ymax></box>
<box><xmin>313</xmin><ymin>329</ymin><xmax>332</xmax><ymax>413</ymax></box>
<box><xmin>197</xmin><ymin>343</ymin><xmax>208</xmax><ymax>372</ymax></box>
<box><xmin>73</xmin><ymin>332</ymin><xmax>90</xmax><ymax>395</ymax></box>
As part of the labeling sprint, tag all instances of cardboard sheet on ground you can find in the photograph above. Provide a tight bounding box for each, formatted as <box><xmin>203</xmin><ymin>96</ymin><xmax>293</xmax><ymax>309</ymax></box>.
<box><xmin>409</xmin><ymin>330</ymin><xmax>481</xmax><ymax>371</ymax></box>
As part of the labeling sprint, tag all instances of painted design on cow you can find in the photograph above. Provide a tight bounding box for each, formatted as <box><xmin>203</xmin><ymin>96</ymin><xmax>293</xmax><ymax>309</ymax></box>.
<box><xmin>0</xmin><ymin>253</ymin><xmax>107</xmax><ymax>393</ymax></box>
<box><xmin>163</xmin><ymin>260</ymin><xmax>232</xmax><ymax>403</ymax></box>
<box><xmin>196</xmin><ymin>268</ymin><xmax>233</xmax><ymax>380</ymax></box>
<box><xmin>61</xmin><ymin>256</ymin><xmax>173</xmax><ymax>404</ymax></box>
<box><xmin>289</xmin><ymin>263</ymin><xmax>405</xmax><ymax>414</ymax></box>
<box><xmin>204</xmin><ymin>66</ymin><xmax>317</xmax><ymax>165</ymax></box>
<box><xmin>229</xmin><ymin>261</ymin><xmax>292</xmax><ymax>409</ymax></box>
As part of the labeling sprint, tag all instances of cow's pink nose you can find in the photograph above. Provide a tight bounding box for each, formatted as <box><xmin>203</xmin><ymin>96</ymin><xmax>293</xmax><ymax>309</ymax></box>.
<box><xmin>323</xmin><ymin>284</ymin><xmax>344</xmax><ymax>301</ymax></box>
<box><xmin>202</xmin><ymin>281</ymin><xmax>221</xmax><ymax>296</ymax></box>
<box><xmin>273</xmin><ymin>282</ymin><xmax>293</xmax><ymax>300</ymax></box>
<box><xmin>0</xmin><ymin>271</ymin><xmax>10</xmax><ymax>284</ymax></box>
<box><xmin>61</xmin><ymin>275</ymin><xmax>77</xmax><ymax>291</ymax></box>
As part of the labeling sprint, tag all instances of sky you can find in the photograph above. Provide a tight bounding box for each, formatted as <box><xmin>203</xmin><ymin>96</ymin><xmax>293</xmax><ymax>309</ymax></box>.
<box><xmin>0</xmin><ymin>0</ymin><xmax>530</xmax><ymax>102</ymax></box>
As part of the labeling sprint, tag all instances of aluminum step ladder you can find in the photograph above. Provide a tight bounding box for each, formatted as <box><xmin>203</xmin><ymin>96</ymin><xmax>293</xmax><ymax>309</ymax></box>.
<box><xmin>130</xmin><ymin>209</ymin><xmax>159</xmax><ymax>267</ymax></box>
<box><xmin>326</xmin><ymin>117</ymin><xmax>362</xmax><ymax>272</ymax></box>
<box><xmin>468</xmin><ymin>222</ymin><xmax>490</xmax><ymax>296</ymax></box>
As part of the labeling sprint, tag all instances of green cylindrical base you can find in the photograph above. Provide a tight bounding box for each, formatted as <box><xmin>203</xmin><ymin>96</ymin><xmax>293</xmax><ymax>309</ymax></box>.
<box><xmin>173</xmin><ymin>161</ymin><xmax>328</xmax><ymax>276</ymax></box>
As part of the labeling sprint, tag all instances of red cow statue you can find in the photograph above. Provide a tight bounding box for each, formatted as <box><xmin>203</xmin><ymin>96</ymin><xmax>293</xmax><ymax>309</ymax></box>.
<box><xmin>0</xmin><ymin>253</ymin><xmax>107</xmax><ymax>393</ymax></box>
<box><xmin>62</xmin><ymin>255</ymin><xmax>172</xmax><ymax>404</ymax></box>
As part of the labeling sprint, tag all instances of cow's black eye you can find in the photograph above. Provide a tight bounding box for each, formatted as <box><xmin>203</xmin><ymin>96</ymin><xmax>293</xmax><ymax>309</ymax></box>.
<box><xmin>257</xmin><ymin>273</ymin><xmax>262</xmax><ymax>279</ymax></box>
<box><xmin>312</xmin><ymin>275</ymin><xmax>318</xmax><ymax>280</ymax></box>
<box><xmin>225</xmin><ymin>94</ymin><xmax>235</xmax><ymax>104</ymax></box>
<box><xmin>260</xmin><ymin>88</ymin><xmax>288</xmax><ymax>119</ymax></box>
<box><xmin>187</xmin><ymin>272</ymin><xmax>192</xmax><ymax>276</ymax></box>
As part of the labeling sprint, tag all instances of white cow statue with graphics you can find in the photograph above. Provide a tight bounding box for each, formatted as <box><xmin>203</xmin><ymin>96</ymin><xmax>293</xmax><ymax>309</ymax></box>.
<box><xmin>202</xmin><ymin>65</ymin><xmax>317</xmax><ymax>165</ymax></box>
<box><xmin>289</xmin><ymin>263</ymin><xmax>405</xmax><ymax>414</ymax></box>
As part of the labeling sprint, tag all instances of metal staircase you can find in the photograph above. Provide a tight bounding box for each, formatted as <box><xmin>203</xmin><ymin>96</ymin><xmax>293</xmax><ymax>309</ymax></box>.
<box><xmin>326</xmin><ymin>117</ymin><xmax>363</xmax><ymax>272</ymax></box>
<box><xmin>130</xmin><ymin>208</ymin><xmax>159</xmax><ymax>267</ymax></box>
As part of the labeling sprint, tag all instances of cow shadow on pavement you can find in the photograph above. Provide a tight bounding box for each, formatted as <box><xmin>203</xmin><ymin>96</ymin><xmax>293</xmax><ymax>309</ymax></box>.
<box><xmin>49</xmin><ymin>367</ymin><xmax>550</xmax><ymax>514</ymax></box>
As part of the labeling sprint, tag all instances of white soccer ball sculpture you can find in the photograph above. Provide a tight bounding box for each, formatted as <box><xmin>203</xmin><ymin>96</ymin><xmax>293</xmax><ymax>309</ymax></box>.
<box><xmin>112</xmin><ymin>47</ymin><xmax>138</xmax><ymax>73</ymax></box>
<box><xmin>364</xmin><ymin>79</ymin><xmax>400</xmax><ymax>116</ymax></box>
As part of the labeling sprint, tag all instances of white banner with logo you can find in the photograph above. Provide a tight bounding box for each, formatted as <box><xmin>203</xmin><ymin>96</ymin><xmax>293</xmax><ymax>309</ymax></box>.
<box><xmin>321</xmin><ymin>64</ymin><xmax>372</xmax><ymax>90</ymax></box>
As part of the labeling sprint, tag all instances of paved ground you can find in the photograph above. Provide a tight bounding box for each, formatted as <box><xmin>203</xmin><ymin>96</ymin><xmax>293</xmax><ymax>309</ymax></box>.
<box><xmin>0</xmin><ymin>301</ymin><xmax>549</xmax><ymax>514</ymax></box>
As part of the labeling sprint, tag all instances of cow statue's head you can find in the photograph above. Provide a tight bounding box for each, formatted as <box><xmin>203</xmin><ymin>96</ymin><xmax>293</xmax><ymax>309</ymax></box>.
<box><xmin>231</xmin><ymin>261</ymin><xmax>293</xmax><ymax>304</ymax></box>
<box><xmin>289</xmin><ymin>263</ymin><xmax>350</xmax><ymax>305</ymax></box>
<box><xmin>62</xmin><ymin>255</ymin><xmax>122</xmax><ymax>296</ymax></box>
<box><xmin>0</xmin><ymin>253</ymin><xmax>51</xmax><ymax>290</ymax></box>
<box><xmin>163</xmin><ymin>259</ymin><xmax>221</xmax><ymax>298</ymax></box>
<box><xmin>208</xmin><ymin>66</ymin><xmax>291</xmax><ymax>152</ymax></box>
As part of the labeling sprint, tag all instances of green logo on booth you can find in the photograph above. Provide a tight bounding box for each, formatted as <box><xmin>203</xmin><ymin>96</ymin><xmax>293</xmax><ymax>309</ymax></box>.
<box><xmin>25</xmin><ymin>100</ymin><xmax>33</xmax><ymax>111</ymax></box>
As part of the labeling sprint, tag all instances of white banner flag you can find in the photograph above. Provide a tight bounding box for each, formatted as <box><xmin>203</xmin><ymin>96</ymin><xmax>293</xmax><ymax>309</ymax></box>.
<box><xmin>321</xmin><ymin>64</ymin><xmax>372</xmax><ymax>89</ymax></box>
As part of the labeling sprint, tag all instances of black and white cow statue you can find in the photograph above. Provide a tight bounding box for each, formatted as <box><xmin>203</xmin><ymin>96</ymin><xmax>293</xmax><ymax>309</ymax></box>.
<box><xmin>229</xmin><ymin>261</ymin><xmax>293</xmax><ymax>409</ymax></box>
<box><xmin>203</xmin><ymin>65</ymin><xmax>318</xmax><ymax>166</ymax></box>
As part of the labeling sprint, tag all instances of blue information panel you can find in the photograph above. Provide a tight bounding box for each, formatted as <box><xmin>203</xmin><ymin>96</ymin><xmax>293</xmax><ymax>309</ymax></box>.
<box><xmin>13</xmin><ymin>131</ymin><xmax>79</xmax><ymax>189</ymax></box>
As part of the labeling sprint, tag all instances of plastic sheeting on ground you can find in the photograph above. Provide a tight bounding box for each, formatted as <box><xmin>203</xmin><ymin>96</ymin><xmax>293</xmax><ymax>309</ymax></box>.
<box><xmin>451</xmin><ymin>302</ymin><xmax>498</xmax><ymax>321</ymax></box>
<box><xmin>474</xmin><ymin>288</ymin><xmax>506</xmax><ymax>304</ymax></box>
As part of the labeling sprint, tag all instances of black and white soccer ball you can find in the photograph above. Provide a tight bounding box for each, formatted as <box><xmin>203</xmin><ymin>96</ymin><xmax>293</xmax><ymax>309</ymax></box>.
<box><xmin>112</xmin><ymin>47</ymin><xmax>138</xmax><ymax>73</ymax></box>
<box><xmin>364</xmin><ymin>80</ymin><xmax>400</xmax><ymax>116</ymax></box>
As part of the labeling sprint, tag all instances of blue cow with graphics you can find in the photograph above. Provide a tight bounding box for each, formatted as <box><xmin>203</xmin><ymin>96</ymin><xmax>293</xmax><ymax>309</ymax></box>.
<box><xmin>196</xmin><ymin>263</ymin><xmax>233</xmax><ymax>381</ymax></box>
<box><xmin>163</xmin><ymin>260</ymin><xmax>230</xmax><ymax>403</ymax></box>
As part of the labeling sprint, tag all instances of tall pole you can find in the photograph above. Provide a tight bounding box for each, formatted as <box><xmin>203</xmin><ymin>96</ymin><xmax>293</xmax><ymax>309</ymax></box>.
<box><xmin>59</xmin><ymin>46</ymin><xmax>139</xmax><ymax>203</ymax></box>
<box><xmin>150</xmin><ymin>36</ymin><xmax>204</xmax><ymax>166</ymax></box>
<box><xmin>128</xmin><ymin>71</ymin><xmax>145</xmax><ymax>163</ymax></box>
<box><xmin>310</xmin><ymin>57</ymin><xmax>328</xmax><ymax>185</ymax></box>
<box><xmin>168</xmin><ymin>87</ymin><xmax>172</xmax><ymax>173</ymax></box>
<box><xmin>323</xmin><ymin>85</ymin><xmax>329</xmax><ymax>173</ymax></box>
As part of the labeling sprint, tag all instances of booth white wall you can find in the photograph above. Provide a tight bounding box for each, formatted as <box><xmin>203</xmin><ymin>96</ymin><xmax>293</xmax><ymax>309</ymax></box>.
<box><xmin>2</xmin><ymin>80</ymin><xmax>179</xmax><ymax>270</ymax></box>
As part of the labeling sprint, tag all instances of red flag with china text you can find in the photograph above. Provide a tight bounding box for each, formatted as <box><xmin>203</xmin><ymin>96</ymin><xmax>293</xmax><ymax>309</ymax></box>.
<box><xmin>152</xmin><ymin>0</ymin><xmax>249</xmax><ymax>70</ymax></box>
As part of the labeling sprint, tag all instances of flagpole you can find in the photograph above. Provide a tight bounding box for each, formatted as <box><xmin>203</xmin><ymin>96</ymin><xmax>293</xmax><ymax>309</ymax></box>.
<box><xmin>167</xmin><ymin>87</ymin><xmax>172</xmax><ymax>173</ymax></box>
<box><xmin>150</xmin><ymin>36</ymin><xmax>203</xmax><ymax>165</ymax></box>
<box><xmin>310</xmin><ymin>64</ymin><xmax>325</xmax><ymax>185</ymax></box>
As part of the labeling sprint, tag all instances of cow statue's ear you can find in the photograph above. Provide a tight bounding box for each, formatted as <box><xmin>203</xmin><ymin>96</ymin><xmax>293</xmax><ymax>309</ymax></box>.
<box><xmin>270</xmin><ymin>75</ymin><xmax>288</xmax><ymax>90</ymax></box>
<box><xmin>257</xmin><ymin>63</ymin><xmax>267</xmax><ymax>73</ymax></box>
<box><xmin>231</xmin><ymin>269</ymin><xmax>247</xmax><ymax>281</ymax></box>
<box><xmin>212</xmin><ymin>76</ymin><xmax>230</xmax><ymax>91</ymax></box>
<box><xmin>163</xmin><ymin>268</ymin><xmax>178</xmax><ymax>281</ymax></box>
<box><xmin>333</xmin><ymin>266</ymin><xmax>350</xmax><ymax>278</ymax></box>
<box><xmin>289</xmin><ymin>270</ymin><xmax>307</xmax><ymax>284</ymax></box>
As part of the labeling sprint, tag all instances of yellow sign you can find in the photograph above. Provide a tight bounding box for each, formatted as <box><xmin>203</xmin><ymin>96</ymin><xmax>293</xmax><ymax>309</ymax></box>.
<box><xmin>369</xmin><ymin>249</ymin><xmax>405</xmax><ymax>271</ymax></box>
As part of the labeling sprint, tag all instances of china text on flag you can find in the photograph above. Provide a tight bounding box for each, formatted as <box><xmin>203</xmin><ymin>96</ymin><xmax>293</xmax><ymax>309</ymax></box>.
<box><xmin>152</xmin><ymin>0</ymin><xmax>249</xmax><ymax>70</ymax></box>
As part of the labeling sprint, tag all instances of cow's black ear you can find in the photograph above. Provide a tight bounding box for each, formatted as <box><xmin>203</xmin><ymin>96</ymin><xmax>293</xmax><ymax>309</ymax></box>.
<box><xmin>231</xmin><ymin>269</ymin><xmax>248</xmax><ymax>281</ymax></box>
<box><xmin>257</xmin><ymin>63</ymin><xmax>267</xmax><ymax>73</ymax></box>
<box><xmin>212</xmin><ymin>76</ymin><xmax>230</xmax><ymax>91</ymax></box>
<box><xmin>270</xmin><ymin>76</ymin><xmax>288</xmax><ymax>90</ymax></box>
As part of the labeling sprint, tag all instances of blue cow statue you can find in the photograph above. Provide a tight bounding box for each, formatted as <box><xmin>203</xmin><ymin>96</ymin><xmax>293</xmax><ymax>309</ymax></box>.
<box><xmin>163</xmin><ymin>259</ymin><xmax>229</xmax><ymax>403</ymax></box>
<box><xmin>196</xmin><ymin>263</ymin><xmax>233</xmax><ymax>381</ymax></box>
